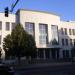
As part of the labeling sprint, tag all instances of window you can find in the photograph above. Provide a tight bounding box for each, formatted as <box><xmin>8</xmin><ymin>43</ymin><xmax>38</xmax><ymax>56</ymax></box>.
<box><xmin>64</xmin><ymin>28</ymin><xmax>67</xmax><ymax>35</ymax></box>
<box><xmin>70</xmin><ymin>39</ymin><xmax>73</xmax><ymax>46</ymax></box>
<box><xmin>63</xmin><ymin>50</ymin><xmax>69</xmax><ymax>58</ymax></box>
<box><xmin>0</xmin><ymin>35</ymin><xmax>1</xmax><ymax>44</ymax></box>
<box><xmin>66</xmin><ymin>50</ymin><xmax>69</xmax><ymax>57</ymax></box>
<box><xmin>61</xmin><ymin>28</ymin><xmax>64</xmax><ymax>35</ymax></box>
<box><xmin>6</xmin><ymin>22</ymin><xmax>10</xmax><ymax>31</ymax></box>
<box><xmin>69</xmin><ymin>29</ymin><xmax>72</xmax><ymax>35</ymax></box>
<box><xmin>65</xmin><ymin>39</ymin><xmax>68</xmax><ymax>46</ymax></box>
<box><xmin>74</xmin><ymin>39</ymin><xmax>75</xmax><ymax>46</ymax></box>
<box><xmin>12</xmin><ymin>23</ymin><xmax>16</xmax><ymax>30</ymax></box>
<box><xmin>63</xmin><ymin>50</ymin><xmax>65</xmax><ymax>58</ymax></box>
<box><xmin>39</xmin><ymin>24</ymin><xmax>48</xmax><ymax>45</ymax></box>
<box><xmin>74</xmin><ymin>29</ymin><xmax>75</xmax><ymax>35</ymax></box>
<box><xmin>25</xmin><ymin>22</ymin><xmax>35</xmax><ymax>36</ymax></box>
<box><xmin>62</xmin><ymin>39</ymin><xmax>64</xmax><ymax>46</ymax></box>
<box><xmin>39</xmin><ymin>24</ymin><xmax>47</xmax><ymax>34</ymax></box>
<box><xmin>39</xmin><ymin>35</ymin><xmax>47</xmax><ymax>44</ymax></box>
<box><xmin>0</xmin><ymin>21</ymin><xmax>2</xmax><ymax>30</ymax></box>
<box><xmin>51</xmin><ymin>25</ymin><xmax>59</xmax><ymax>45</ymax></box>
<box><xmin>38</xmin><ymin>49</ymin><xmax>43</xmax><ymax>58</ymax></box>
<box><xmin>72</xmin><ymin>29</ymin><xmax>74</xmax><ymax>35</ymax></box>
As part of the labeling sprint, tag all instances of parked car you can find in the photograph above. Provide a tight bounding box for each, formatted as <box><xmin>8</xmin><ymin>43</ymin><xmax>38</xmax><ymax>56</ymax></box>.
<box><xmin>0</xmin><ymin>63</ymin><xmax>14</xmax><ymax>75</ymax></box>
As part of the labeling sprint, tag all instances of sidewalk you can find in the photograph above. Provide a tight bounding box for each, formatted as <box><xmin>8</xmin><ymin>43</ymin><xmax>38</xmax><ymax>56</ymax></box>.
<box><xmin>14</xmin><ymin>62</ymin><xmax>74</xmax><ymax>70</ymax></box>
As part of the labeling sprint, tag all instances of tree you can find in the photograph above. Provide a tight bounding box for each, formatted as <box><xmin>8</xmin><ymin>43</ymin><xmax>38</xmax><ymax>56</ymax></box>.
<box><xmin>3</xmin><ymin>35</ymin><xmax>12</xmax><ymax>59</ymax></box>
<box><xmin>11</xmin><ymin>24</ymin><xmax>27</xmax><ymax>59</ymax></box>
<box><xmin>24</xmin><ymin>34</ymin><xmax>36</xmax><ymax>58</ymax></box>
<box><xmin>3</xmin><ymin>24</ymin><xmax>36</xmax><ymax>61</ymax></box>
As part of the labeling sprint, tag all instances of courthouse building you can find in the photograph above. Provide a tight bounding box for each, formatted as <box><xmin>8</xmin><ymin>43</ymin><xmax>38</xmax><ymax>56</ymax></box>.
<box><xmin>0</xmin><ymin>9</ymin><xmax>75</xmax><ymax>59</ymax></box>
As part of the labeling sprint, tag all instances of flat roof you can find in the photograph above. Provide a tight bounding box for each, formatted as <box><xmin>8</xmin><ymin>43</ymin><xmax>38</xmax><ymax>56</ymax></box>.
<box><xmin>16</xmin><ymin>9</ymin><xmax>59</xmax><ymax>17</ymax></box>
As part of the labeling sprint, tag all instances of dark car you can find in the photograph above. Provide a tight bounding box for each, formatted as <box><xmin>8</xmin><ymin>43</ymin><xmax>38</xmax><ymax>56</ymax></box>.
<box><xmin>0</xmin><ymin>64</ymin><xmax>14</xmax><ymax>75</ymax></box>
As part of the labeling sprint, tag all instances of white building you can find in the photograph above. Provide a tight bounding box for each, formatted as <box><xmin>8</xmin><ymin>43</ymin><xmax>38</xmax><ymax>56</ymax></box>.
<box><xmin>0</xmin><ymin>13</ymin><xmax>16</xmax><ymax>59</ymax></box>
<box><xmin>0</xmin><ymin>9</ymin><xmax>75</xmax><ymax>59</ymax></box>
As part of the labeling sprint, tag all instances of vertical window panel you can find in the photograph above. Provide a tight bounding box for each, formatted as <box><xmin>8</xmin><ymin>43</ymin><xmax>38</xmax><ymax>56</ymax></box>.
<box><xmin>72</xmin><ymin>29</ymin><xmax>74</xmax><ymax>35</ymax></box>
<box><xmin>69</xmin><ymin>29</ymin><xmax>72</xmax><ymax>35</ymax></box>
<box><xmin>65</xmin><ymin>39</ymin><xmax>68</xmax><ymax>46</ymax></box>
<box><xmin>25</xmin><ymin>22</ymin><xmax>35</xmax><ymax>37</ymax></box>
<box><xmin>74</xmin><ymin>39</ymin><xmax>75</xmax><ymax>46</ymax></box>
<box><xmin>70</xmin><ymin>39</ymin><xmax>73</xmax><ymax>46</ymax></box>
<box><xmin>64</xmin><ymin>28</ymin><xmax>67</xmax><ymax>35</ymax></box>
<box><xmin>0</xmin><ymin>21</ymin><xmax>2</xmax><ymax>30</ymax></box>
<box><xmin>61</xmin><ymin>28</ymin><xmax>64</xmax><ymax>35</ymax></box>
<box><xmin>62</xmin><ymin>39</ymin><xmax>64</xmax><ymax>46</ymax></box>
<box><xmin>6</xmin><ymin>22</ymin><xmax>10</xmax><ymax>31</ymax></box>
<box><xmin>51</xmin><ymin>25</ymin><xmax>58</xmax><ymax>45</ymax></box>
<box><xmin>0</xmin><ymin>35</ymin><xmax>1</xmax><ymax>45</ymax></box>
<box><xmin>39</xmin><ymin>24</ymin><xmax>48</xmax><ymax>45</ymax></box>
<box><xmin>12</xmin><ymin>23</ymin><xmax>16</xmax><ymax>30</ymax></box>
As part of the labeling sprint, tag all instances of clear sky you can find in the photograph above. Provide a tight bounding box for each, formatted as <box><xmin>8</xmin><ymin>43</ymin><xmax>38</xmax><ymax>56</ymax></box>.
<box><xmin>0</xmin><ymin>0</ymin><xmax>75</xmax><ymax>21</ymax></box>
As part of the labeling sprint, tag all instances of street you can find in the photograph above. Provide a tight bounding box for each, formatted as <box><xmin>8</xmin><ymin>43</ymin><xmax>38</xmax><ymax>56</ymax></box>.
<box><xmin>15</xmin><ymin>63</ymin><xmax>75</xmax><ymax>75</ymax></box>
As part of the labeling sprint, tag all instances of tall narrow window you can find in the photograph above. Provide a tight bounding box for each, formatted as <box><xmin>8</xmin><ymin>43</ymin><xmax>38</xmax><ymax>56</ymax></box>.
<box><xmin>0</xmin><ymin>21</ymin><xmax>2</xmax><ymax>30</ymax></box>
<box><xmin>61</xmin><ymin>28</ymin><xmax>64</xmax><ymax>35</ymax></box>
<box><xmin>0</xmin><ymin>35</ymin><xmax>1</xmax><ymax>44</ymax></box>
<box><xmin>62</xmin><ymin>39</ymin><xmax>64</xmax><ymax>46</ymax></box>
<box><xmin>25</xmin><ymin>22</ymin><xmax>35</xmax><ymax>37</ymax></box>
<box><xmin>66</xmin><ymin>50</ymin><xmax>69</xmax><ymax>57</ymax></box>
<box><xmin>63</xmin><ymin>50</ymin><xmax>65</xmax><ymax>58</ymax></box>
<box><xmin>39</xmin><ymin>23</ymin><xmax>48</xmax><ymax>45</ymax></box>
<box><xmin>12</xmin><ymin>23</ymin><xmax>16</xmax><ymax>30</ymax></box>
<box><xmin>69</xmin><ymin>29</ymin><xmax>71</xmax><ymax>35</ymax></box>
<box><xmin>6</xmin><ymin>22</ymin><xmax>10</xmax><ymax>31</ymax></box>
<box><xmin>72</xmin><ymin>29</ymin><xmax>75</xmax><ymax>35</ymax></box>
<box><xmin>74</xmin><ymin>39</ymin><xmax>75</xmax><ymax>46</ymax></box>
<box><xmin>74</xmin><ymin>29</ymin><xmax>75</xmax><ymax>35</ymax></box>
<box><xmin>70</xmin><ymin>39</ymin><xmax>73</xmax><ymax>46</ymax></box>
<box><xmin>64</xmin><ymin>28</ymin><xmax>67</xmax><ymax>35</ymax></box>
<box><xmin>51</xmin><ymin>25</ymin><xmax>58</xmax><ymax>45</ymax></box>
<box><xmin>65</xmin><ymin>39</ymin><xmax>68</xmax><ymax>46</ymax></box>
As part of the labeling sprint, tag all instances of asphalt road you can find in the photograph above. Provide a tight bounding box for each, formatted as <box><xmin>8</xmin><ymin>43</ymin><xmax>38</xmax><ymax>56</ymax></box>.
<box><xmin>15</xmin><ymin>63</ymin><xmax>75</xmax><ymax>75</ymax></box>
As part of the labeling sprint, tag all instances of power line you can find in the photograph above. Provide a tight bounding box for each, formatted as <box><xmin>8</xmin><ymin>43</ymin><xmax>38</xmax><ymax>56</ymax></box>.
<box><xmin>10</xmin><ymin>0</ymin><xmax>20</xmax><ymax>12</ymax></box>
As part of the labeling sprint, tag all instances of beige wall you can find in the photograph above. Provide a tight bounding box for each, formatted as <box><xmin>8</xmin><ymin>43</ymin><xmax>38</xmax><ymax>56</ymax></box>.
<box><xmin>0</xmin><ymin>13</ymin><xmax>16</xmax><ymax>59</ymax></box>
<box><xmin>0</xmin><ymin>9</ymin><xmax>75</xmax><ymax>59</ymax></box>
<box><xmin>59</xmin><ymin>21</ymin><xmax>75</xmax><ymax>49</ymax></box>
<box><xmin>17</xmin><ymin>10</ymin><xmax>75</xmax><ymax>58</ymax></box>
<box><xmin>19</xmin><ymin>10</ymin><xmax>60</xmax><ymax>48</ymax></box>
<box><xmin>59</xmin><ymin>21</ymin><xmax>75</xmax><ymax>58</ymax></box>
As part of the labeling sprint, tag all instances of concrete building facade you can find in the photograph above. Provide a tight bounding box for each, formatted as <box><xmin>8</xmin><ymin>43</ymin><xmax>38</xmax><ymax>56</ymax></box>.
<box><xmin>0</xmin><ymin>13</ymin><xmax>16</xmax><ymax>59</ymax></box>
<box><xmin>0</xmin><ymin>9</ymin><xmax>75</xmax><ymax>59</ymax></box>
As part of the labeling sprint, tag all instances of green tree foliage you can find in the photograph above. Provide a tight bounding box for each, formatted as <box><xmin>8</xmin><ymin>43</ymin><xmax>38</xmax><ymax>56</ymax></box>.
<box><xmin>24</xmin><ymin>34</ymin><xmax>36</xmax><ymax>58</ymax></box>
<box><xmin>3</xmin><ymin>24</ymin><xmax>36</xmax><ymax>59</ymax></box>
<box><xmin>3</xmin><ymin>35</ymin><xmax>12</xmax><ymax>59</ymax></box>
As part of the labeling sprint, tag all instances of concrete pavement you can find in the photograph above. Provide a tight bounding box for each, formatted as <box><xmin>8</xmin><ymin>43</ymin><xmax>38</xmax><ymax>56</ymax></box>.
<box><xmin>14</xmin><ymin>62</ymin><xmax>74</xmax><ymax>70</ymax></box>
<box><xmin>15</xmin><ymin>62</ymin><xmax>75</xmax><ymax>75</ymax></box>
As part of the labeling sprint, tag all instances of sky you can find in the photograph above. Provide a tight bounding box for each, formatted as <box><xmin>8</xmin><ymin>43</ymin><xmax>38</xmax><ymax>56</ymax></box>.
<box><xmin>0</xmin><ymin>0</ymin><xmax>75</xmax><ymax>21</ymax></box>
